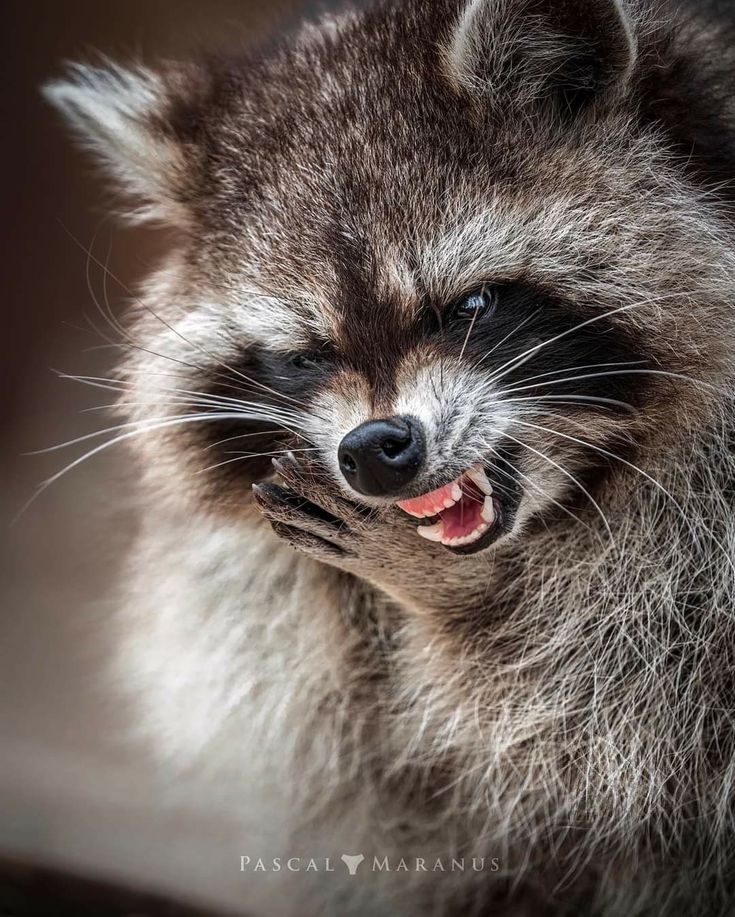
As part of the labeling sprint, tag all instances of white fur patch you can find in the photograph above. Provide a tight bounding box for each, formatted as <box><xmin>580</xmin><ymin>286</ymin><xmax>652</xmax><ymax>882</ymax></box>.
<box><xmin>224</xmin><ymin>290</ymin><xmax>326</xmax><ymax>352</ymax></box>
<box><xmin>394</xmin><ymin>359</ymin><xmax>514</xmax><ymax>482</ymax></box>
<box><xmin>308</xmin><ymin>378</ymin><xmax>373</xmax><ymax>495</ymax></box>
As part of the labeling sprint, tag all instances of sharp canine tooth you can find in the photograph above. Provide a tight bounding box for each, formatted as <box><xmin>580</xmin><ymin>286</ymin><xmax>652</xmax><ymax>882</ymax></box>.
<box><xmin>417</xmin><ymin>522</ymin><xmax>444</xmax><ymax>542</ymax></box>
<box><xmin>468</xmin><ymin>467</ymin><xmax>493</xmax><ymax>495</ymax></box>
<box><xmin>481</xmin><ymin>495</ymin><xmax>495</xmax><ymax>524</ymax></box>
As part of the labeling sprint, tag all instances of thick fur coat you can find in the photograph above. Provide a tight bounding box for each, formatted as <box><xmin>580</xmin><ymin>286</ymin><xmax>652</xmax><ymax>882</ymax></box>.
<box><xmin>46</xmin><ymin>0</ymin><xmax>735</xmax><ymax>913</ymax></box>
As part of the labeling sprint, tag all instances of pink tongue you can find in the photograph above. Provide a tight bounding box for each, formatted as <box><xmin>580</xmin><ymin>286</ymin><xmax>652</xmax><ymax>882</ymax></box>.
<box><xmin>438</xmin><ymin>490</ymin><xmax>484</xmax><ymax>539</ymax></box>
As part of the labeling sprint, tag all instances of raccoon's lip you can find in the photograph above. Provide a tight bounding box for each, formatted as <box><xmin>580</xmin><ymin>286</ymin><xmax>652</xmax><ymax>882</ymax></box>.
<box><xmin>397</xmin><ymin>465</ymin><xmax>502</xmax><ymax>553</ymax></box>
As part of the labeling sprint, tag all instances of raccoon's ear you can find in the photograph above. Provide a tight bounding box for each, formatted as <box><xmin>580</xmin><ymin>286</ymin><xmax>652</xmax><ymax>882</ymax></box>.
<box><xmin>43</xmin><ymin>60</ymin><xmax>206</xmax><ymax>225</ymax></box>
<box><xmin>446</xmin><ymin>0</ymin><xmax>637</xmax><ymax>112</ymax></box>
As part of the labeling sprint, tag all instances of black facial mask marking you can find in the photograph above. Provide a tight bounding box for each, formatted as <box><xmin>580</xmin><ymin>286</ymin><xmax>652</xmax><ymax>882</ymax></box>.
<box><xmin>432</xmin><ymin>283</ymin><xmax>646</xmax><ymax>411</ymax></box>
<box><xmin>197</xmin><ymin>343</ymin><xmax>335</xmax><ymax>490</ymax></box>
<box><xmin>195</xmin><ymin>284</ymin><xmax>649</xmax><ymax>501</ymax></box>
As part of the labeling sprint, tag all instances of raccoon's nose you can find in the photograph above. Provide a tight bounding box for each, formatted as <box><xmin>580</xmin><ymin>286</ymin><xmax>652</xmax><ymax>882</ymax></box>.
<box><xmin>338</xmin><ymin>416</ymin><xmax>425</xmax><ymax>497</ymax></box>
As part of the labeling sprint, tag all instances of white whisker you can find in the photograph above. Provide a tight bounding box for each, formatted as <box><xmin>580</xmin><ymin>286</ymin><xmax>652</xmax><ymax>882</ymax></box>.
<box><xmin>471</xmin><ymin>306</ymin><xmax>544</xmax><ymax>370</ymax></box>
<box><xmin>501</xmin><ymin>394</ymin><xmax>637</xmax><ymax>412</ymax></box>
<box><xmin>483</xmin><ymin>438</ymin><xmax>602</xmax><ymax>543</ymax></box>
<box><xmin>481</xmin><ymin>302</ymin><xmax>645</xmax><ymax>388</ymax></box>
<box><xmin>508</xmin><ymin>416</ymin><xmax>735</xmax><ymax>578</ymax></box>
<box><xmin>497</xmin><ymin>369</ymin><xmax>725</xmax><ymax>399</ymax></box>
<box><xmin>493</xmin><ymin>359</ymin><xmax>646</xmax><ymax>389</ymax></box>
<box><xmin>17</xmin><ymin>411</ymin><xmax>300</xmax><ymax>521</ymax></box>
<box><xmin>499</xmin><ymin>428</ymin><xmax>616</xmax><ymax>544</ymax></box>
<box><xmin>196</xmin><ymin>447</ymin><xmax>318</xmax><ymax>476</ymax></box>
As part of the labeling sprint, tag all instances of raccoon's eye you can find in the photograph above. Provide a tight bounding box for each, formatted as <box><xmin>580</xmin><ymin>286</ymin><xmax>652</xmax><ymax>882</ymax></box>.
<box><xmin>449</xmin><ymin>285</ymin><xmax>498</xmax><ymax>323</ymax></box>
<box><xmin>289</xmin><ymin>351</ymin><xmax>329</xmax><ymax>371</ymax></box>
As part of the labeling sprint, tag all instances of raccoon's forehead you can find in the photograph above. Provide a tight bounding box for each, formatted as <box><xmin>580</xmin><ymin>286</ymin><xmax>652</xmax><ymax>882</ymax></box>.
<box><xmin>199</xmin><ymin>34</ymin><xmax>665</xmax><ymax>325</ymax></box>
<box><xmin>47</xmin><ymin>0</ymin><xmax>679</xmax><ymax>327</ymax></box>
<box><xmin>209</xmin><ymin>139</ymin><xmax>669</xmax><ymax>352</ymax></box>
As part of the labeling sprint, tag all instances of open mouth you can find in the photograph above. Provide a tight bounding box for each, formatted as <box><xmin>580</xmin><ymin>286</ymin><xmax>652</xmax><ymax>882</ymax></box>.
<box><xmin>397</xmin><ymin>465</ymin><xmax>504</xmax><ymax>554</ymax></box>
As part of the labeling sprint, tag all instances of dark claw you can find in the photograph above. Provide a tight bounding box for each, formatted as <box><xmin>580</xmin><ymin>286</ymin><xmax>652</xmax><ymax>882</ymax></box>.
<box><xmin>253</xmin><ymin>482</ymin><xmax>344</xmax><ymax>528</ymax></box>
<box><xmin>271</xmin><ymin>455</ymin><xmax>296</xmax><ymax>476</ymax></box>
<box><xmin>269</xmin><ymin>521</ymin><xmax>349</xmax><ymax>558</ymax></box>
<box><xmin>271</xmin><ymin>453</ymin><xmax>310</xmax><ymax>490</ymax></box>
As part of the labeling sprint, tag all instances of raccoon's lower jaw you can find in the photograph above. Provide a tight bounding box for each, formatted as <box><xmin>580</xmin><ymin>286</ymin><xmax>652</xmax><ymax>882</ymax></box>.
<box><xmin>397</xmin><ymin>465</ymin><xmax>514</xmax><ymax>555</ymax></box>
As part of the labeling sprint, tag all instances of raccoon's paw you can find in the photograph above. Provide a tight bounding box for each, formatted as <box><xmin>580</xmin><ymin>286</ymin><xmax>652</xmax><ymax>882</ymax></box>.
<box><xmin>252</xmin><ymin>453</ymin><xmax>369</xmax><ymax>563</ymax></box>
<box><xmin>252</xmin><ymin>482</ymin><xmax>354</xmax><ymax>560</ymax></box>
<box><xmin>254</xmin><ymin>454</ymin><xmax>478</xmax><ymax>611</ymax></box>
<box><xmin>253</xmin><ymin>453</ymin><xmax>441</xmax><ymax>588</ymax></box>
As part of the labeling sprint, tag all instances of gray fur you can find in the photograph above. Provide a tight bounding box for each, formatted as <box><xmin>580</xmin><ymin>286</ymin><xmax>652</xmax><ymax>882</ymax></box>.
<box><xmin>45</xmin><ymin>0</ymin><xmax>735</xmax><ymax>913</ymax></box>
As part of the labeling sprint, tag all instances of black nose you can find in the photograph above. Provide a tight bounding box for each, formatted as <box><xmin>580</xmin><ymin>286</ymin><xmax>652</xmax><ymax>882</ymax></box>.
<box><xmin>338</xmin><ymin>416</ymin><xmax>425</xmax><ymax>497</ymax></box>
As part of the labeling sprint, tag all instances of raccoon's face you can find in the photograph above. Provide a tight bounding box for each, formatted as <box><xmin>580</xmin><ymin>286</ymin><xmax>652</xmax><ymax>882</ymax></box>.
<box><xmin>47</xmin><ymin>0</ymin><xmax>735</xmax><ymax>554</ymax></box>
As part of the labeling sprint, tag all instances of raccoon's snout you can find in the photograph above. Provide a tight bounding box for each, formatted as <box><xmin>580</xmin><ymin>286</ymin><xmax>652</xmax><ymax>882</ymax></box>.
<box><xmin>338</xmin><ymin>416</ymin><xmax>425</xmax><ymax>497</ymax></box>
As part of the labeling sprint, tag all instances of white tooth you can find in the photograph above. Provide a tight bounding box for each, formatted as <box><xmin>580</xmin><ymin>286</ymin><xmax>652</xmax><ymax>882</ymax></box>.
<box><xmin>417</xmin><ymin>522</ymin><xmax>444</xmax><ymax>542</ymax></box>
<box><xmin>481</xmin><ymin>495</ymin><xmax>496</xmax><ymax>524</ymax></box>
<box><xmin>442</xmin><ymin>523</ymin><xmax>489</xmax><ymax>547</ymax></box>
<box><xmin>468</xmin><ymin>466</ymin><xmax>493</xmax><ymax>496</ymax></box>
<box><xmin>443</xmin><ymin>498</ymin><xmax>456</xmax><ymax>509</ymax></box>
<box><xmin>450</xmin><ymin>483</ymin><xmax>463</xmax><ymax>502</ymax></box>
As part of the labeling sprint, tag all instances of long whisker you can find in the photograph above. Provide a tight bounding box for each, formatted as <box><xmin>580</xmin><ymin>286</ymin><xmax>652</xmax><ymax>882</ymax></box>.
<box><xmin>501</xmin><ymin>394</ymin><xmax>637</xmax><ymax>412</ymax></box>
<box><xmin>482</xmin><ymin>439</ymin><xmax>602</xmax><ymax>543</ymax></box>
<box><xmin>26</xmin><ymin>397</ymin><xmax>307</xmax><ymax>454</ymax></box>
<box><xmin>498</xmin><ymin>428</ymin><xmax>616</xmax><ymax>544</ymax></box>
<box><xmin>470</xmin><ymin>307</ymin><xmax>544</xmax><ymax>371</ymax></box>
<box><xmin>493</xmin><ymin>359</ymin><xmax>646</xmax><ymax>390</ymax></box>
<box><xmin>16</xmin><ymin>411</ymin><xmax>296</xmax><ymax>521</ymax></box>
<box><xmin>62</xmin><ymin>226</ymin><xmax>323</xmax><ymax>417</ymax></box>
<box><xmin>69</xmin><ymin>220</ymin><xmax>137</xmax><ymax>355</ymax></box>
<box><xmin>475</xmin><ymin>291</ymin><xmax>706</xmax><ymax>395</ymax></box>
<box><xmin>496</xmin><ymin>369</ymin><xmax>726</xmax><ymax>399</ymax></box>
<box><xmin>56</xmin><ymin>374</ymin><xmax>310</xmax><ymax>425</ymax></box>
<box><xmin>196</xmin><ymin>446</ymin><xmax>319</xmax><ymax>476</ymax></box>
<box><xmin>207</xmin><ymin>429</ymin><xmax>285</xmax><ymax>450</ymax></box>
<box><xmin>508</xmin><ymin>416</ymin><xmax>735</xmax><ymax>577</ymax></box>
<box><xmin>61</xmin><ymin>354</ymin><xmax>329</xmax><ymax>428</ymax></box>
<box><xmin>118</xmin><ymin>388</ymin><xmax>306</xmax><ymax>418</ymax></box>
<box><xmin>522</xmin><ymin>406</ymin><xmax>636</xmax><ymax>443</ymax></box>
<box><xmin>480</xmin><ymin>302</ymin><xmax>646</xmax><ymax>386</ymax></box>
<box><xmin>57</xmin><ymin>372</ymin><xmax>125</xmax><ymax>394</ymax></box>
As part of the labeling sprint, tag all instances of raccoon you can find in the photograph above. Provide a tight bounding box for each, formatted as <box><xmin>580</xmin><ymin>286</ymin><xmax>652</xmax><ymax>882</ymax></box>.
<box><xmin>45</xmin><ymin>0</ymin><xmax>735</xmax><ymax>914</ymax></box>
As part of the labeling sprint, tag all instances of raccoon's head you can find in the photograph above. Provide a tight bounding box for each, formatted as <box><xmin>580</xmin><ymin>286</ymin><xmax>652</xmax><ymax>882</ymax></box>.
<box><xmin>46</xmin><ymin>0</ymin><xmax>735</xmax><ymax>554</ymax></box>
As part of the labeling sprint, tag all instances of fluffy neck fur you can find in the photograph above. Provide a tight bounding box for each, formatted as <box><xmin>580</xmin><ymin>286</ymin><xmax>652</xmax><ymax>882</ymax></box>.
<box><xmin>120</xmin><ymin>407</ymin><xmax>735</xmax><ymax>916</ymax></box>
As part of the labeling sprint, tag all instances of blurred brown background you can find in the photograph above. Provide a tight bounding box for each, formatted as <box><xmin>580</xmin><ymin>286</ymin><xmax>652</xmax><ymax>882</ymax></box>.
<box><xmin>0</xmin><ymin>2</ymin><xmax>322</xmax><ymax>914</ymax></box>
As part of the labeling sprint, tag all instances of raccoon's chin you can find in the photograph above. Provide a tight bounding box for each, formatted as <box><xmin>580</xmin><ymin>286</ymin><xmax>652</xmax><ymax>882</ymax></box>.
<box><xmin>397</xmin><ymin>464</ymin><xmax>518</xmax><ymax>555</ymax></box>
